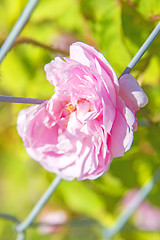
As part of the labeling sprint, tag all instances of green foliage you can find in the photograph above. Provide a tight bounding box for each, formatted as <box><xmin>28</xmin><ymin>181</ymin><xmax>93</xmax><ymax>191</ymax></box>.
<box><xmin>0</xmin><ymin>0</ymin><xmax>160</xmax><ymax>239</ymax></box>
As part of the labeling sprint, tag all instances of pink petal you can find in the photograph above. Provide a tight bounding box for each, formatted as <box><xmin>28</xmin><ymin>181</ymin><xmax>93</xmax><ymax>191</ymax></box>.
<box><xmin>44</xmin><ymin>57</ymin><xmax>68</xmax><ymax>90</ymax></box>
<box><xmin>109</xmin><ymin>110</ymin><xmax>134</xmax><ymax>158</ymax></box>
<box><xmin>100</xmin><ymin>81</ymin><xmax>116</xmax><ymax>133</ymax></box>
<box><xmin>70</xmin><ymin>42</ymin><xmax>119</xmax><ymax>90</ymax></box>
<box><xmin>44</xmin><ymin>94</ymin><xmax>68</xmax><ymax>127</ymax></box>
<box><xmin>17</xmin><ymin>41</ymin><xmax>148</xmax><ymax>181</ymax></box>
<box><xmin>17</xmin><ymin>103</ymin><xmax>59</xmax><ymax>149</ymax></box>
<box><xmin>119</xmin><ymin>74</ymin><xmax>148</xmax><ymax>114</ymax></box>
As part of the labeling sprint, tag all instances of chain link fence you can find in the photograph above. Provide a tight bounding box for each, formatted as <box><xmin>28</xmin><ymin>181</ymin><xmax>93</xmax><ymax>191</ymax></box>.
<box><xmin>0</xmin><ymin>1</ymin><xmax>160</xmax><ymax>240</ymax></box>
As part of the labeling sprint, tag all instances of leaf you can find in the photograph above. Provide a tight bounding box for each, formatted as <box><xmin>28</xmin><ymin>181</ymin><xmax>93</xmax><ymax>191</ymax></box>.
<box><xmin>143</xmin><ymin>56</ymin><xmax>160</xmax><ymax>86</ymax></box>
<box><xmin>147</xmin><ymin>123</ymin><xmax>160</xmax><ymax>156</ymax></box>
<box><xmin>90</xmin><ymin>0</ymin><xmax>131</xmax><ymax>75</ymax></box>
<box><xmin>138</xmin><ymin>0</ymin><xmax>160</xmax><ymax>17</ymax></box>
<box><xmin>58</xmin><ymin>180</ymin><xmax>107</xmax><ymax>222</ymax></box>
<box><xmin>121</xmin><ymin>1</ymin><xmax>154</xmax><ymax>55</ymax></box>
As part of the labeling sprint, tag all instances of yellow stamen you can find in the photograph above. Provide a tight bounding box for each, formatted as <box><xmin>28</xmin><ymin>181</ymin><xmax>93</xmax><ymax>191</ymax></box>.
<box><xmin>65</xmin><ymin>103</ymin><xmax>76</xmax><ymax>113</ymax></box>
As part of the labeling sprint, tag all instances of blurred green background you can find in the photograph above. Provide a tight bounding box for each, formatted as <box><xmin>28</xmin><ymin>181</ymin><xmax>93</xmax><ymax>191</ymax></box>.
<box><xmin>0</xmin><ymin>0</ymin><xmax>160</xmax><ymax>239</ymax></box>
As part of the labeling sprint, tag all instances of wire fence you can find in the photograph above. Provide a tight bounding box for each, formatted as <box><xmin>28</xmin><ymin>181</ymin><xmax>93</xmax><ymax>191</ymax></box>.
<box><xmin>0</xmin><ymin>1</ymin><xmax>160</xmax><ymax>240</ymax></box>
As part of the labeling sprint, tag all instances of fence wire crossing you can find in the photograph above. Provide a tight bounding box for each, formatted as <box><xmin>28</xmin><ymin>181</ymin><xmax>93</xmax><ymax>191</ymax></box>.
<box><xmin>0</xmin><ymin>0</ymin><xmax>160</xmax><ymax>239</ymax></box>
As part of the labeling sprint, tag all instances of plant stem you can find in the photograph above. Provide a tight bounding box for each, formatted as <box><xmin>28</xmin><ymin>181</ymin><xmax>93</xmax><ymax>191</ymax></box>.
<box><xmin>103</xmin><ymin>168</ymin><xmax>160</xmax><ymax>238</ymax></box>
<box><xmin>0</xmin><ymin>95</ymin><xmax>46</xmax><ymax>105</ymax></box>
<box><xmin>14</xmin><ymin>176</ymin><xmax>61</xmax><ymax>233</ymax></box>
<box><xmin>0</xmin><ymin>34</ymin><xmax>69</xmax><ymax>55</ymax></box>
<box><xmin>121</xmin><ymin>21</ymin><xmax>160</xmax><ymax>76</ymax></box>
<box><xmin>0</xmin><ymin>0</ymin><xmax>39</xmax><ymax>63</ymax></box>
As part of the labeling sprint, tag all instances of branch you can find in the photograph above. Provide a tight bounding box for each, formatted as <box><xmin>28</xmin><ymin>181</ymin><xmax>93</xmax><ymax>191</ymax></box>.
<box><xmin>0</xmin><ymin>34</ymin><xmax>69</xmax><ymax>55</ymax></box>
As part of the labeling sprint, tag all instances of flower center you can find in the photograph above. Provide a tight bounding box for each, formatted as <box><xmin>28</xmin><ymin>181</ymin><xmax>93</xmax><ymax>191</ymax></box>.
<box><xmin>65</xmin><ymin>103</ymin><xmax>77</xmax><ymax>113</ymax></box>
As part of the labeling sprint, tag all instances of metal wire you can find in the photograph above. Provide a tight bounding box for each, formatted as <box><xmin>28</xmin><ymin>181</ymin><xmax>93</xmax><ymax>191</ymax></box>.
<box><xmin>0</xmin><ymin>95</ymin><xmax>46</xmax><ymax>104</ymax></box>
<box><xmin>0</xmin><ymin>0</ymin><xmax>40</xmax><ymax>63</ymax></box>
<box><xmin>104</xmin><ymin>167</ymin><xmax>160</xmax><ymax>238</ymax></box>
<box><xmin>14</xmin><ymin>176</ymin><xmax>61</xmax><ymax>233</ymax></box>
<box><xmin>121</xmin><ymin>21</ymin><xmax>160</xmax><ymax>76</ymax></box>
<box><xmin>0</xmin><ymin>0</ymin><xmax>160</xmax><ymax>239</ymax></box>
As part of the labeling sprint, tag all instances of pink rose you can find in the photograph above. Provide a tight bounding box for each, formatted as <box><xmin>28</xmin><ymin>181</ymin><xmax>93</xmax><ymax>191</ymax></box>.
<box><xmin>135</xmin><ymin>201</ymin><xmax>160</xmax><ymax>230</ymax></box>
<box><xmin>121</xmin><ymin>189</ymin><xmax>160</xmax><ymax>230</ymax></box>
<box><xmin>17</xmin><ymin>42</ymin><xmax>148</xmax><ymax>180</ymax></box>
<box><xmin>38</xmin><ymin>209</ymin><xmax>67</xmax><ymax>234</ymax></box>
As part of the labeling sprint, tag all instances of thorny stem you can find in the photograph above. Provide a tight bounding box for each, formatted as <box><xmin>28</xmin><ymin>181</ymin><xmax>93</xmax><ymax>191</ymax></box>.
<box><xmin>0</xmin><ymin>0</ymin><xmax>39</xmax><ymax>63</ymax></box>
<box><xmin>103</xmin><ymin>168</ymin><xmax>160</xmax><ymax>238</ymax></box>
<box><xmin>14</xmin><ymin>176</ymin><xmax>61</xmax><ymax>234</ymax></box>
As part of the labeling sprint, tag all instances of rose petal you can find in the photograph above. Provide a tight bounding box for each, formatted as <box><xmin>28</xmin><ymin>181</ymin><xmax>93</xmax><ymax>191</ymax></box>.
<box><xmin>109</xmin><ymin>110</ymin><xmax>134</xmax><ymax>158</ymax></box>
<box><xmin>17</xmin><ymin>42</ymin><xmax>148</xmax><ymax>181</ymax></box>
<box><xmin>119</xmin><ymin>74</ymin><xmax>148</xmax><ymax>114</ymax></box>
<box><xmin>101</xmin><ymin>81</ymin><xmax>116</xmax><ymax>133</ymax></box>
<box><xmin>70</xmin><ymin>42</ymin><xmax>119</xmax><ymax>90</ymax></box>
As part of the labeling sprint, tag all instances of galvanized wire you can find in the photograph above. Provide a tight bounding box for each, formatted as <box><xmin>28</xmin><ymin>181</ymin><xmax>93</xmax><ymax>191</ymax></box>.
<box><xmin>0</xmin><ymin>0</ymin><xmax>39</xmax><ymax>63</ymax></box>
<box><xmin>0</xmin><ymin>95</ymin><xmax>46</xmax><ymax>104</ymax></box>
<box><xmin>120</xmin><ymin>21</ymin><xmax>160</xmax><ymax>76</ymax></box>
<box><xmin>14</xmin><ymin>176</ymin><xmax>61</xmax><ymax>233</ymax></box>
<box><xmin>1</xmin><ymin>22</ymin><xmax>160</xmax><ymax>104</ymax></box>
<box><xmin>103</xmin><ymin>167</ymin><xmax>160</xmax><ymax>238</ymax></box>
